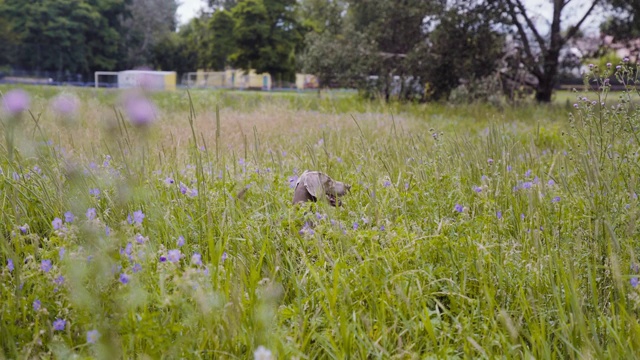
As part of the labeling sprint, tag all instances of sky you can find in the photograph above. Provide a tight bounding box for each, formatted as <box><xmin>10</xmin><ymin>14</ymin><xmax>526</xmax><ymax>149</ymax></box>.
<box><xmin>176</xmin><ymin>0</ymin><xmax>603</xmax><ymax>32</ymax></box>
<box><xmin>177</xmin><ymin>0</ymin><xmax>206</xmax><ymax>25</ymax></box>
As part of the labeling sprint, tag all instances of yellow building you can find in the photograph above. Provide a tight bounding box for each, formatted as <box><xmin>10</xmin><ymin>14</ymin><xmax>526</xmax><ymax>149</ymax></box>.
<box><xmin>295</xmin><ymin>74</ymin><xmax>319</xmax><ymax>89</ymax></box>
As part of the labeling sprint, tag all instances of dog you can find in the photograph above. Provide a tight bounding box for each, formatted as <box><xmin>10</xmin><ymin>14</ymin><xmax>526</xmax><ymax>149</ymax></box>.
<box><xmin>292</xmin><ymin>170</ymin><xmax>350</xmax><ymax>207</ymax></box>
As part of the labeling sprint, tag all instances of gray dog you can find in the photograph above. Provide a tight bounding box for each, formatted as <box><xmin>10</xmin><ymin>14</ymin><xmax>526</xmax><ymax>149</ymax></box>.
<box><xmin>292</xmin><ymin>170</ymin><xmax>350</xmax><ymax>207</ymax></box>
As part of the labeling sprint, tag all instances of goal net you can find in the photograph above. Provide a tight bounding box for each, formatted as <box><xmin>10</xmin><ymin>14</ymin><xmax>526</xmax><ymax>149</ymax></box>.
<box><xmin>94</xmin><ymin>71</ymin><xmax>119</xmax><ymax>88</ymax></box>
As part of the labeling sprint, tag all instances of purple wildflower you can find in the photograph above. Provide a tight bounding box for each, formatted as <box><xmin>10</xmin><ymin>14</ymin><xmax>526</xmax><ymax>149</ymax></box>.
<box><xmin>133</xmin><ymin>210</ymin><xmax>145</xmax><ymax>225</ymax></box>
<box><xmin>59</xmin><ymin>247</ymin><xmax>65</xmax><ymax>260</ymax></box>
<box><xmin>383</xmin><ymin>180</ymin><xmax>391</xmax><ymax>188</ymax></box>
<box><xmin>135</xmin><ymin>234</ymin><xmax>145</xmax><ymax>244</ymax></box>
<box><xmin>380</xmin><ymin>225</ymin><xmax>385</xmax><ymax>231</ymax></box>
<box><xmin>19</xmin><ymin>224</ymin><xmax>28</xmax><ymax>234</ymax></box>
<box><xmin>221</xmin><ymin>252</ymin><xmax>228</xmax><ymax>262</ymax></box>
<box><xmin>51</xmin><ymin>94</ymin><xmax>79</xmax><ymax>116</ymax></box>
<box><xmin>41</xmin><ymin>259</ymin><xmax>52</xmax><ymax>272</ymax></box>
<box><xmin>64</xmin><ymin>211</ymin><xmax>74</xmax><ymax>223</ymax></box>
<box><xmin>124</xmin><ymin>242</ymin><xmax>133</xmax><ymax>257</ymax></box>
<box><xmin>552</xmin><ymin>196</ymin><xmax>561</xmax><ymax>203</ymax></box>
<box><xmin>547</xmin><ymin>179</ymin><xmax>555</xmax><ymax>186</ymax></box>
<box><xmin>33</xmin><ymin>299</ymin><xmax>41</xmax><ymax>311</ymax></box>
<box><xmin>53</xmin><ymin>319</ymin><xmax>66</xmax><ymax>331</ymax></box>
<box><xmin>2</xmin><ymin>89</ymin><xmax>31</xmax><ymax>115</ymax></box>
<box><xmin>188</xmin><ymin>188</ymin><xmax>198</xmax><ymax>197</ymax></box>
<box><xmin>507</xmin><ymin>165</ymin><xmax>512</xmax><ymax>172</ymax></box>
<box><xmin>89</xmin><ymin>188</ymin><xmax>100</xmax><ymax>197</ymax></box>
<box><xmin>454</xmin><ymin>204</ymin><xmax>464</xmax><ymax>213</ymax></box>
<box><xmin>179</xmin><ymin>183</ymin><xmax>188</xmax><ymax>194</ymax></box>
<box><xmin>522</xmin><ymin>182</ymin><xmax>533</xmax><ymax>189</ymax></box>
<box><xmin>87</xmin><ymin>330</ymin><xmax>100</xmax><ymax>344</ymax></box>
<box><xmin>288</xmin><ymin>176</ymin><xmax>298</xmax><ymax>188</ymax></box>
<box><xmin>632</xmin><ymin>277</ymin><xmax>639</xmax><ymax>288</ymax></box>
<box><xmin>353</xmin><ymin>222</ymin><xmax>359</xmax><ymax>230</ymax></box>
<box><xmin>7</xmin><ymin>259</ymin><xmax>14</xmax><ymax>272</ymax></box>
<box><xmin>52</xmin><ymin>217</ymin><xmax>63</xmax><ymax>230</ymax></box>
<box><xmin>191</xmin><ymin>253</ymin><xmax>202</xmax><ymax>266</ymax></box>
<box><xmin>86</xmin><ymin>208</ymin><xmax>96</xmax><ymax>220</ymax></box>
<box><xmin>124</xmin><ymin>96</ymin><xmax>157</xmax><ymax>127</ymax></box>
<box><xmin>132</xmin><ymin>263</ymin><xmax>142</xmax><ymax>273</ymax></box>
<box><xmin>496</xmin><ymin>211</ymin><xmax>502</xmax><ymax>219</ymax></box>
<box><xmin>487</xmin><ymin>158</ymin><xmax>494</xmax><ymax>165</ymax></box>
<box><xmin>164</xmin><ymin>177</ymin><xmax>174</xmax><ymax>185</ymax></box>
<box><xmin>159</xmin><ymin>256</ymin><xmax>167</xmax><ymax>263</ymax></box>
<box><xmin>177</xmin><ymin>236</ymin><xmax>185</xmax><ymax>247</ymax></box>
<box><xmin>105</xmin><ymin>225</ymin><xmax>111</xmax><ymax>236</ymax></box>
<box><xmin>473</xmin><ymin>186</ymin><xmax>482</xmax><ymax>193</ymax></box>
<box><xmin>525</xmin><ymin>169</ymin><xmax>532</xmax><ymax>177</ymax></box>
<box><xmin>167</xmin><ymin>249</ymin><xmax>181</xmax><ymax>263</ymax></box>
<box><xmin>54</xmin><ymin>275</ymin><xmax>64</xmax><ymax>286</ymax></box>
<box><xmin>119</xmin><ymin>272</ymin><xmax>130</xmax><ymax>284</ymax></box>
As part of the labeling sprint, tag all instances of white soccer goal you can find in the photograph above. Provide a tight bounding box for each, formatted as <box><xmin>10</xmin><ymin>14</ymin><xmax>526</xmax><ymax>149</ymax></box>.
<box><xmin>94</xmin><ymin>71</ymin><xmax>119</xmax><ymax>88</ymax></box>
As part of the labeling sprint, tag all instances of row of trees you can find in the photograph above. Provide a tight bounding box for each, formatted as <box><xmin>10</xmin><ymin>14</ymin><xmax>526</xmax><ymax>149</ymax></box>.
<box><xmin>0</xmin><ymin>0</ymin><xmax>177</xmax><ymax>78</ymax></box>
<box><xmin>1</xmin><ymin>0</ymin><xmax>638</xmax><ymax>102</ymax></box>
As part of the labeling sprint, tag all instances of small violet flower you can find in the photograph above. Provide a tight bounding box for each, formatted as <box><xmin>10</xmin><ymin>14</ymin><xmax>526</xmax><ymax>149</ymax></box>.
<box><xmin>86</xmin><ymin>208</ymin><xmax>96</xmax><ymax>220</ymax></box>
<box><xmin>87</xmin><ymin>330</ymin><xmax>100</xmax><ymax>344</ymax></box>
<box><xmin>53</xmin><ymin>318</ymin><xmax>66</xmax><ymax>331</ymax></box>
<box><xmin>41</xmin><ymin>259</ymin><xmax>52</xmax><ymax>273</ymax></box>
<box><xmin>167</xmin><ymin>249</ymin><xmax>181</xmax><ymax>263</ymax></box>
<box><xmin>52</xmin><ymin>218</ymin><xmax>63</xmax><ymax>230</ymax></box>
<box><xmin>133</xmin><ymin>210</ymin><xmax>145</xmax><ymax>225</ymax></box>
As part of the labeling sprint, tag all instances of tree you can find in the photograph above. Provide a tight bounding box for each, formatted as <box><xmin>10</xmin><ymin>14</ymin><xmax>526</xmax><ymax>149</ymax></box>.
<box><xmin>0</xmin><ymin>0</ymin><xmax>127</xmax><ymax>77</ymax></box>
<box><xmin>601</xmin><ymin>0</ymin><xmax>640</xmax><ymax>40</ymax></box>
<box><xmin>422</xmin><ymin>3</ymin><xmax>505</xmax><ymax>101</ymax></box>
<box><xmin>502</xmin><ymin>0</ymin><xmax>603</xmax><ymax>102</ymax></box>
<box><xmin>205</xmin><ymin>10</ymin><xmax>236</xmax><ymax>70</ymax></box>
<box><xmin>119</xmin><ymin>0</ymin><xmax>179</xmax><ymax>68</ymax></box>
<box><xmin>231</xmin><ymin>0</ymin><xmax>302</xmax><ymax>82</ymax></box>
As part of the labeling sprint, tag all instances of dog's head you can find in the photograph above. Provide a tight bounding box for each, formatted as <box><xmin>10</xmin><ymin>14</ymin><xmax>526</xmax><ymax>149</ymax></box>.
<box><xmin>292</xmin><ymin>170</ymin><xmax>350</xmax><ymax>207</ymax></box>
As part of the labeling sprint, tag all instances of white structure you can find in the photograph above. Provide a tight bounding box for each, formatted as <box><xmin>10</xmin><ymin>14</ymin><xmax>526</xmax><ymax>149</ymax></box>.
<box><xmin>94</xmin><ymin>70</ymin><xmax>177</xmax><ymax>91</ymax></box>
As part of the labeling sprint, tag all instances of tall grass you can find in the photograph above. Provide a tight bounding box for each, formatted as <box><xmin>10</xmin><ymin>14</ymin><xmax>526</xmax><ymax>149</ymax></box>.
<box><xmin>1</xmin><ymin>67</ymin><xmax>639</xmax><ymax>359</ymax></box>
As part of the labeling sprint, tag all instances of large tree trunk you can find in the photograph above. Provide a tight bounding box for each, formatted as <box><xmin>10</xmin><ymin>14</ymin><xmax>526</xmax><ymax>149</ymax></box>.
<box><xmin>535</xmin><ymin>50</ymin><xmax>560</xmax><ymax>103</ymax></box>
<box><xmin>535</xmin><ymin>75</ymin><xmax>554</xmax><ymax>103</ymax></box>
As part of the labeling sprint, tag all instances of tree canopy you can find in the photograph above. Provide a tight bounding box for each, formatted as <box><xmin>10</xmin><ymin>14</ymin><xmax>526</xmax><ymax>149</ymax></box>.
<box><xmin>0</xmin><ymin>0</ymin><xmax>628</xmax><ymax>103</ymax></box>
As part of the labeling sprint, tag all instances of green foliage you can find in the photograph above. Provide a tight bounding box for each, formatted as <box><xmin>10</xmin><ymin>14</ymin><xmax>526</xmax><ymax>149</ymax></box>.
<box><xmin>231</xmin><ymin>0</ymin><xmax>302</xmax><ymax>82</ymax></box>
<box><xmin>205</xmin><ymin>10</ymin><xmax>236</xmax><ymax>70</ymax></box>
<box><xmin>119</xmin><ymin>0</ymin><xmax>179</xmax><ymax>68</ymax></box>
<box><xmin>423</xmin><ymin>6</ymin><xmax>505</xmax><ymax>101</ymax></box>
<box><xmin>0</xmin><ymin>0</ymin><xmax>127</xmax><ymax>75</ymax></box>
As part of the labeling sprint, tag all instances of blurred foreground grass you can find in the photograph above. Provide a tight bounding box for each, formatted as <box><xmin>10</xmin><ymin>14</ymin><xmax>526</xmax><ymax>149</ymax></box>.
<box><xmin>1</xmin><ymin>79</ymin><xmax>640</xmax><ymax>359</ymax></box>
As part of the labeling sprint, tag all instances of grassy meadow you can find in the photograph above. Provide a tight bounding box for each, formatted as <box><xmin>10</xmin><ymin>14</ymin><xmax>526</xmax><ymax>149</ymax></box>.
<box><xmin>1</xmin><ymin>68</ymin><xmax>640</xmax><ymax>359</ymax></box>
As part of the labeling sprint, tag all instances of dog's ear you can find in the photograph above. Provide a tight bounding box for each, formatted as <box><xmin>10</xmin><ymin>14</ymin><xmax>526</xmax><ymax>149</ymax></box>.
<box><xmin>304</xmin><ymin>171</ymin><xmax>332</xmax><ymax>198</ymax></box>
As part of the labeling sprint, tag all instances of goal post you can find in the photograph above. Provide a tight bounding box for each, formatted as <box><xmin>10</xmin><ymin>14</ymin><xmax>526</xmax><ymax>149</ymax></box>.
<box><xmin>94</xmin><ymin>71</ymin><xmax>119</xmax><ymax>88</ymax></box>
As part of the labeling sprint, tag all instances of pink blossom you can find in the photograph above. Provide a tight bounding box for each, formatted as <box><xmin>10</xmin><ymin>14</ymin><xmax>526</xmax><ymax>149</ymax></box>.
<box><xmin>2</xmin><ymin>89</ymin><xmax>30</xmax><ymax>115</ymax></box>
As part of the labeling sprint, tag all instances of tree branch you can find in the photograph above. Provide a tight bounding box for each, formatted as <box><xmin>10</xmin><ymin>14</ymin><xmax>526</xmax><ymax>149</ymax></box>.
<box><xmin>513</xmin><ymin>0</ymin><xmax>547</xmax><ymax>52</ymax></box>
<box><xmin>564</xmin><ymin>0</ymin><xmax>601</xmax><ymax>42</ymax></box>
<box><xmin>505</xmin><ymin>0</ymin><xmax>542</xmax><ymax>77</ymax></box>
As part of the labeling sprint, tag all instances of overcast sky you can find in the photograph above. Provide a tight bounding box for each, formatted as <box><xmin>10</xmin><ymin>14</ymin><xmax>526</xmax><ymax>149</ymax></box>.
<box><xmin>177</xmin><ymin>0</ymin><xmax>604</xmax><ymax>33</ymax></box>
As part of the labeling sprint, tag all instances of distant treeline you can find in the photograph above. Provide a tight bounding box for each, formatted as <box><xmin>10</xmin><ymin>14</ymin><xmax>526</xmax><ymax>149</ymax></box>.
<box><xmin>0</xmin><ymin>0</ymin><xmax>637</xmax><ymax>103</ymax></box>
